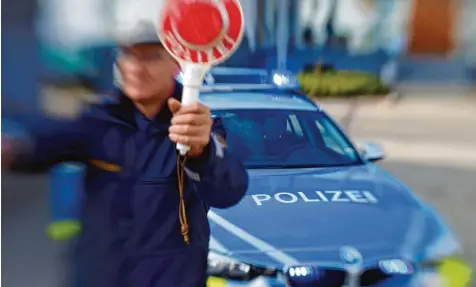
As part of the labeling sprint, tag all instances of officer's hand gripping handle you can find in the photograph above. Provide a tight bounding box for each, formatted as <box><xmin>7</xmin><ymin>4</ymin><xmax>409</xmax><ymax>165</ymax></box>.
<box><xmin>177</xmin><ymin>65</ymin><xmax>208</xmax><ymax>155</ymax></box>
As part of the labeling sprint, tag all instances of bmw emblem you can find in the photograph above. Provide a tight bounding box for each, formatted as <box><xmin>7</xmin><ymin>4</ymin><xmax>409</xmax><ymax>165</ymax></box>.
<box><xmin>339</xmin><ymin>246</ymin><xmax>363</xmax><ymax>265</ymax></box>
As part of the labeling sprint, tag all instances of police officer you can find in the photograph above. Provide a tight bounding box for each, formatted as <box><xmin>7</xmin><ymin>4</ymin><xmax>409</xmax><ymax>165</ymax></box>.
<box><xmin>2</xmin><ymin>20</ymin><xmax>249</xmax><ymax>287</ymax></box>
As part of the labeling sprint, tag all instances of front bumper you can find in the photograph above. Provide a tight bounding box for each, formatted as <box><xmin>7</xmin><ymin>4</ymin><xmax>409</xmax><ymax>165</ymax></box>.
<box><xmin>208</xmin><ymin>276</ymin><xmax>284</xmax><ymax>287</ymax></box>
<box><xmin>207</xmin><ymin>267</ymin><xmax>473</xmax><ymax>287</ymax></box>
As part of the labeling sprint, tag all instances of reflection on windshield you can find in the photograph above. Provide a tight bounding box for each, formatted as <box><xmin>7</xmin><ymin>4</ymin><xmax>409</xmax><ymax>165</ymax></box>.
<box><xmin>214</xmin><ymin>109</ymin><xmax>362</xmax><ymax>168</ymax></box>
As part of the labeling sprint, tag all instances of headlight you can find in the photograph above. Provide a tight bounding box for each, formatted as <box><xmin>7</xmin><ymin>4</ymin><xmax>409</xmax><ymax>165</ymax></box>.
<box><xmin>207</xmin><ymin>252</ymin><xmax>278</xmax><ymax>281</ymax></box>
<box><xmin>285</xmin><ymin>265</ymin><xmax>327</xmax><ymax>285</ymax></box>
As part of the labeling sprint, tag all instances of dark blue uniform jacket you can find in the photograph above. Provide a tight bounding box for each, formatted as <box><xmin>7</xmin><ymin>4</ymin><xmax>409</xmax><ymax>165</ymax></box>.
<box><xmin>11</xmin><ymin>83</ymin><xmax>249</xmax><ymax>287</ymax></box>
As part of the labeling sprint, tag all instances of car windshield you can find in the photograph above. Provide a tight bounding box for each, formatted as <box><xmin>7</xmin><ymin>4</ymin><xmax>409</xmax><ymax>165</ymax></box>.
<box><xmin>213</xmin><ymin>109</ymin><xmax>362</xmax><ymax>168</ymax></box>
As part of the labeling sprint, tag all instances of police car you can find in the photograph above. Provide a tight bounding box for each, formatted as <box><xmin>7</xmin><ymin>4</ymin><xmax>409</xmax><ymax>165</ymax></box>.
<box><xmin>195</xmin><ymin>68</ymin><xmax>472</xmax><ymax>287</ymax></box>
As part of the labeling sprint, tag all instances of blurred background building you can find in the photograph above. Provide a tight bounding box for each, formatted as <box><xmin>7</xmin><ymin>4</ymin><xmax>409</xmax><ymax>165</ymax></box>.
<box><xmin>2</xmin><ymin>0</ymin><xmax>476</xmax><ymax>118</ymax></box>
<box><xmin>231</xmin><ymin>0</ymin><xmax>476</xmax><ymax>85</ymax></box>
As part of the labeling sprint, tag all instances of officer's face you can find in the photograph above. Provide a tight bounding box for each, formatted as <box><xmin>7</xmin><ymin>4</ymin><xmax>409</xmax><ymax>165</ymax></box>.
<box><xmin>117</xmin><ymin>43</ymin><xmax>179</xmax><ymax>102</ymax></box>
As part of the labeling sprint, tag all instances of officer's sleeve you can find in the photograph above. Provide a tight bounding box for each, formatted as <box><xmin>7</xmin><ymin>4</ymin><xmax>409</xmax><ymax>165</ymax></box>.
<box><xmin>185</xmin><ymin>117</ymin><xmax>249</xmax><ymax>208</ymax></box>
<box><xmin>7</xmin><ymin>116</ymin><xmax>90</xmax><ymax>173</ymax></box>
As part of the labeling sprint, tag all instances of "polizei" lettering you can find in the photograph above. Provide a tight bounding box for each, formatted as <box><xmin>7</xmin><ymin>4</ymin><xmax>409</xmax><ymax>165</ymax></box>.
<box><xmin>251</xmin><ymin>190</ymin><xmax>379</xmax><ymax>206</ymax></box>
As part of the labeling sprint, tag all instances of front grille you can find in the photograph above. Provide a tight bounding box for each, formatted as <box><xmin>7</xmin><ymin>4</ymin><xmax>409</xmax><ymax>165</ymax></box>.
<box><xmin>360</xmin><ymin>268</ymin><xmax>392</xmax><ymax>286</ymax></box>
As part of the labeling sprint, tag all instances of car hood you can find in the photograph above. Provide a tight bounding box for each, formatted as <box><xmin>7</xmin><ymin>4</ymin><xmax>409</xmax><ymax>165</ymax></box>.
<box><xmin>209</xmin><ymin>165</ymin><xmax>453</xmax><ymax>268</ymax></box>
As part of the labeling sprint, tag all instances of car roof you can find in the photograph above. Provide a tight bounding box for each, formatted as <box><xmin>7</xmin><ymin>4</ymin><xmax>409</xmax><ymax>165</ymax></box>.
<box><xmin>200</xmin><ymin>91</ymin><xmax>319</xmax><ymax>111</ymax></box>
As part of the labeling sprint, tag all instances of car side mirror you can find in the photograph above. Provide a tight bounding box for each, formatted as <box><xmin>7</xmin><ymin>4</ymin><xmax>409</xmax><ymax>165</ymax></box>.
<box><xmin>360</xmin><ymin>141</ymin><xmax>385</xmax><ymax>162</ymax></box>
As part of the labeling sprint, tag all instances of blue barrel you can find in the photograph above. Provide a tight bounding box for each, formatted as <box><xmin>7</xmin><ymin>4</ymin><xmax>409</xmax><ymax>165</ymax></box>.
<box><xmin>47</xmin><ymin>163</ymin><xmax>85</xmax><ymax>241</ymax></box>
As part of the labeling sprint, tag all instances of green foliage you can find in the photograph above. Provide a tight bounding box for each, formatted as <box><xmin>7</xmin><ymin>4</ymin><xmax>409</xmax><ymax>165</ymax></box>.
<box><xmin>298</xmin><ymin>69</ymin><xmax>390</xmax><ymax>97</ymax></box>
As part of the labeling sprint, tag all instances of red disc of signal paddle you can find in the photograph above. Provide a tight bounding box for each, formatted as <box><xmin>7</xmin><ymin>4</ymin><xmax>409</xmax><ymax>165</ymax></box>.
<box><xmin>159</xmin><ymin>0</ymin><xmax>244</xmax><ymax>65</ymax></box>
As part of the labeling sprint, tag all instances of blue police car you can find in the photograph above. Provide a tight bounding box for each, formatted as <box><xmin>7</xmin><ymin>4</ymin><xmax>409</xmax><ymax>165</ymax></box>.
<box><xmin>194</xmin><ymin>69</ymin><xmax>472</xmax><ymax>287</ymax></box>
<box><xmin>47</xmin><ymin>68</ymin><xmax>472</xmax><ymax>286</ymax></box>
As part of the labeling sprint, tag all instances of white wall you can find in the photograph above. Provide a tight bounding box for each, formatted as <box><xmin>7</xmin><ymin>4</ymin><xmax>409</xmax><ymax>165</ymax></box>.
<box><xmin>334</xmin><ymin>0</ymin><xmax>380</xmax><ymax>53</ymax></box>
<box><xmin>297</xmin><ymin>0</ymin><xmax>333</xmax><ymax>46</ymax></box>
<box><xmin>37</xmin><ymin>0</ymin><xmax>168</xmax><ymax>50</ymax></box>
<box><xmin>240</xmin><ymin>0</ymin><xmax>258</xmax><ymax>52</ymax></box>
<box><xmin>38</xmin><ymin>0</ymin><xmax>259</xmax><ymax>52</ymax></box>
<box><xmin>38</xmin><ymin>0</ymin><xmax>112</xmax><ymax>49</ymax></box>
<box><xmin>296</xmin><ymin>0</ymin><xmax>413</xmax><ymax>54</ymax></box>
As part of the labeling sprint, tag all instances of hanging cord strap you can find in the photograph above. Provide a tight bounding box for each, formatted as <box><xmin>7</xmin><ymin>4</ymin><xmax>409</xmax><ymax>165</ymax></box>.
<box><xmin>176</xmin><ymin>153</ymin><xmax>190</xmax><ymax>245</ymax></box>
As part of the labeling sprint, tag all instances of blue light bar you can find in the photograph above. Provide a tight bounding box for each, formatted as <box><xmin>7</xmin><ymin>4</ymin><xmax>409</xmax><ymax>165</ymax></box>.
<box><xmin>211</xmin><ymin>67</ymin><xmax>269</xmax><ymax>77</ymax></box>
<box><xmin>175</xmin><ymin>67</ymin><xmax>300</xmax><ymax>91</ymax></box>
<box><xmin>201</xmin><ymin>83</ymin><xmax>279</xmax><ymax>92</ymax></box>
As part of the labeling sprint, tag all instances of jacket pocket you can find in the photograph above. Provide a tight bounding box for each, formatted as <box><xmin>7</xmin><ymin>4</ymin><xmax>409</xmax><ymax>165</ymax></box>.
<box><xmin>137</xmin><ymin>177</ymin><xmax>176</xmax><ymax>185</ymax></box>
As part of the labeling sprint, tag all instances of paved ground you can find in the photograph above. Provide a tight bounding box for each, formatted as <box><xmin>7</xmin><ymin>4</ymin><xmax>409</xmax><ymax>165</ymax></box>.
<box><xmin>2</xmin><ymin>91</ymin><xmax>476</xmax><ymax>286</ymax></box>
<box><xmin>2</xmin><ymin>174</ymin><xmax>72</xmax><ymax>287</ymax></box>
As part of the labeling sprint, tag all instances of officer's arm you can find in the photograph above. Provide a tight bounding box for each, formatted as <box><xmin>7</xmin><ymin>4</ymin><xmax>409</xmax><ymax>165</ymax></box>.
<box><xmin>4</xmin><ymin>116</ymin><xmax>90</xmax><ymax>173</ymax></box>
<box><xmin>185</xmin><ymin>117</ymin><xmax>249</xmax><ymax>208</ymax></box>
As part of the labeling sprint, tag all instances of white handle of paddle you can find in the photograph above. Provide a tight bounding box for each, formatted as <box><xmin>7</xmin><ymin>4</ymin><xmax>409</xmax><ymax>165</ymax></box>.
<box><xmin>177</xmin><ymin>64</ymin><xmax>209</xmax><ymax>155</ymax></box>
<box><xmin>177</xmin><ymin>86</ymin><xmax>200</xmax><ymax>155</ymax></box>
